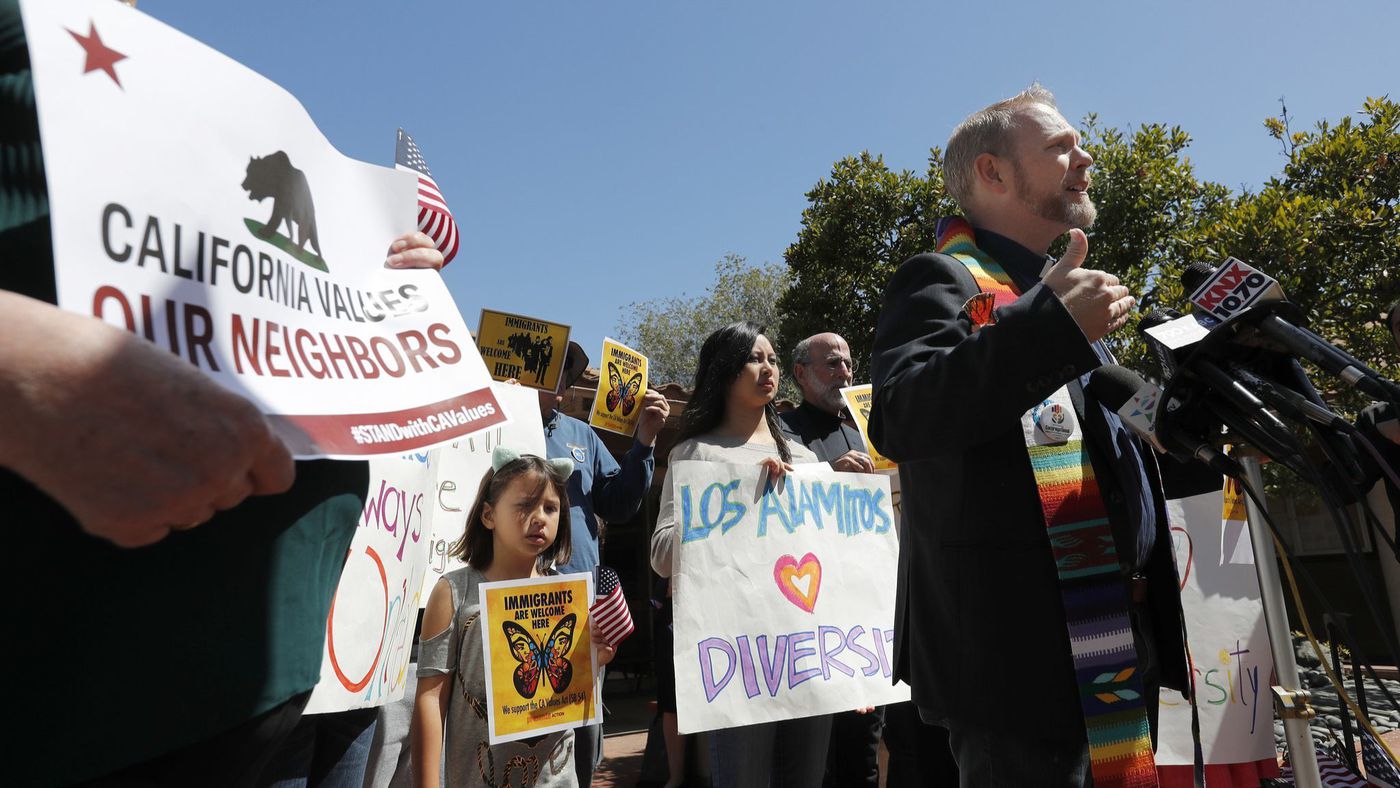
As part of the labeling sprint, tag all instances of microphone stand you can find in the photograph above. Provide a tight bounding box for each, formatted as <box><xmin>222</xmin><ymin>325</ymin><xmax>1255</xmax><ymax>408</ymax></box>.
<box><xmin>1238</xmin><ymin>450</ymin><xmax>1321</xmax><ymax>786</ymax></box>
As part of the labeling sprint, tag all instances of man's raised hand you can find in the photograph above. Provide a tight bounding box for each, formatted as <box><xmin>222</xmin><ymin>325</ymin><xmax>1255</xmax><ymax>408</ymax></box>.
<box><xmin>1040</xmin><ymin>230</ymin><xmax>1135</xmax><ymax>342</ymax></box>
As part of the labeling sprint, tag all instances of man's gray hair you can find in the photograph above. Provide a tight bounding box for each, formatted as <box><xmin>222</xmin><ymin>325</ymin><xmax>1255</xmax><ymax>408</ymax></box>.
<box><xmin>943</xmin><ymin>84</ymin><xmax>1058</xmax><ymax>211</ymax></box>
<box><xmin>791</xmin><ymin>336</ymin><xmax>814</xmax><ymax>368</ymax></box>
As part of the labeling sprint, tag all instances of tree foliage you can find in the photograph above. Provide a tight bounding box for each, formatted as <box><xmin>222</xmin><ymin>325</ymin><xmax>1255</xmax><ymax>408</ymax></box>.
<box><xmin>1186</xmin><ymin>96</ymin><xmax>1399</xmax><ymax>414</ymax></box>
<box><xmin>615</xmin><ymin>254</ymin><xmax>793</xmax><ymax>394</ymax></box>
<box><xmin>776</xmin><ymin>151</ymin><xmax>956</xmax><ymax>374</ymax></box>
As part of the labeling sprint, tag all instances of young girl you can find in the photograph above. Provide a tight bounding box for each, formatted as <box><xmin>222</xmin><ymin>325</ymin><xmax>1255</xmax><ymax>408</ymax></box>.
<box><xmin>411</xmin><ymin>448</ymin><xmax>613</xmax><ymax>788</ymax></box>
<box><xmin>648</xmin><ymin>321</ymin><xmax>832</xmax><ymax>788</ymax></box>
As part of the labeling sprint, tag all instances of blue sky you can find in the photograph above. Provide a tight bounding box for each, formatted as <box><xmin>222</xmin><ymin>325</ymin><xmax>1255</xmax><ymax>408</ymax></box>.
<box><xmin>142</xmin><ymin>0</ymin><xmax>1395</xmax><ymax>376</ymax></box>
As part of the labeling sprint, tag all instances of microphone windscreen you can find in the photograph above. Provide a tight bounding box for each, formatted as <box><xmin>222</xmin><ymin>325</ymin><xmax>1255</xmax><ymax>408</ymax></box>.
<box><xmin>1180</xmin><ymin>261</ymin><xmax>1217</xmax><ymax>294</ymax></box>
<box><xmin>1137</xmin><ymin>308</ymin><xmax>1182</xmax><ymax>335</ymax></box>
<box><xmin>1087</xmin><ymin>364</ymin><xmax>1147</xmax><ymax>411</ymax></box>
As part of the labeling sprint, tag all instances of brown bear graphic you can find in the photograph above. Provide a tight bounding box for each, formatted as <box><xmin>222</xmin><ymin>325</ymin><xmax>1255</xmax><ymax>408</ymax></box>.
<box><xmin>242</xmin><ymin>151</ymin><xmax>322</xmax><ymax>257</ymax></box>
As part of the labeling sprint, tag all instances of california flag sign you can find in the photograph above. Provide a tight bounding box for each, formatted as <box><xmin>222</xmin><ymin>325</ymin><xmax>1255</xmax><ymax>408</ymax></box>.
<box><xmin>19</xmin><ymin>0</ymin><xmax>504</xmax><ymax>458</ymax></box>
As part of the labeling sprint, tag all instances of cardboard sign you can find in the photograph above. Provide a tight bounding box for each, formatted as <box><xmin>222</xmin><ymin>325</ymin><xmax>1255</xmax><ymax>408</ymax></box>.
<box><xmin>476</xmin><ymin>309</ymin><xmax>571</xmax><ymax>392</ymax></box>
<box><xmin>479</xmin><ymin>573</ymin><xmax>600</xmax><ymax>744</ymax></box>
<box><xmin>19</xmin><ymin>0</ymin><xmax>503</xmax><ymax>458</ymax></box>
<box><xmin>1156</xmin><ymin>488</ymin><xmax>1275</xmax><ymax>766</ymax></box>
<box><xmin>670</xmin><ymin>462</ymin><xmax>909</xmax><ymax>734</ymax></box>
<box><xmin>587</xmin><ymin>337</ymin><xmax>649</xmax><ymax>436</ymax></box>
<box><xmin>838</xmin><ymin>385</ymin><xmax>896</xmax><ymax>470</ymax></box>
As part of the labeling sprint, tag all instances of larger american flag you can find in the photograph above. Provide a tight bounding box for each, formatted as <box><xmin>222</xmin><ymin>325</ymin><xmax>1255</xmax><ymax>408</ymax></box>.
<box><xmin>1277</xmin><ymin>739</ymin><xmax>1374</xmax><ymax>787</ymax></box>
<box><xmin>1362</xmin><ymin>729</ymin><xmax>1400</xmax><ymax>788</ymax></box>
<box><xmin>395</xmin><ymin>129</ymin><xmax>459</xmax><ymax>267</ymax></box>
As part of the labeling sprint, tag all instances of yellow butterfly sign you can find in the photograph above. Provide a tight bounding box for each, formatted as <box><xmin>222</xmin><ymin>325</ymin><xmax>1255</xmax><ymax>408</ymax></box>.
<box><xmin>839</xmin><ymin>385</ymin><xmax>896</xmax><ymax>471</ymax></box>
<box><xmin>476</xmin><ymin>309</ymin><xmax>572</xmax><ymax>392</ymax></box>
<box><xmin>588</xmin><ymin>338</ymin><xmax>649</xmax><ymax>436</ymax></box>
<box><xmin>478</xmin><ymin>573</ymin><xmax>600</xmax><ymax>744</ymax></box>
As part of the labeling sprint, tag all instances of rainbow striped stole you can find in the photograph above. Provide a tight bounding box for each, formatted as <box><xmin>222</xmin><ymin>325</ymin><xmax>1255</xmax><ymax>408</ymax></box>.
<box><xmin>934</xmin><ymin>217</ymin><xmax>1159</xmax><ymax>787</ymax></box>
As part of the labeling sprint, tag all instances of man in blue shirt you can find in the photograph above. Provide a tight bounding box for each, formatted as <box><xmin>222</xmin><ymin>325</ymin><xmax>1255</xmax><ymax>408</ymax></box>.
<box><xmin>539</xmin><ymin>341</ymin><xmax>668</xmax><ymax>783</ymax></box>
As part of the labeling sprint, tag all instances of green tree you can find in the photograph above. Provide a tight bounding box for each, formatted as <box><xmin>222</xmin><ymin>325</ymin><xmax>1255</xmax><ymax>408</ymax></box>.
<box><xmin>615</xmin><ymin>254</ymin><xmax>793</xmax><ymax>393</ymax></box>
<box><xmin>776</xmin><ymin>151</ymin><xmax>956</xmax><ymax>374</ymax></box>
<box><xmin>1182</xmin><ymin>96</ymin><xmax>1400</xmax><ymax>415</ymax></box>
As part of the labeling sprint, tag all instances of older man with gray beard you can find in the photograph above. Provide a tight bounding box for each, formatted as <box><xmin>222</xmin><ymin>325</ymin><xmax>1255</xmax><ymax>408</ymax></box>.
<box><xmin>778</xmin><ymin>332</ymin><xmax>872</xmax><ymax>472</ymax></box>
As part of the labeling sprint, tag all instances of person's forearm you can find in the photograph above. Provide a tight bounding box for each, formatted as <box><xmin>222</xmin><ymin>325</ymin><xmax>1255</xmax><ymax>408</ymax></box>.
<box><xmin>0</xmin><ymin>292</ymin><xmax>86</xmax><ymax>471</ymax></box>
<box><xmin>409</xmin><ymin>693</ymin><xmax>443</xmax><ymax>788</ymax></box>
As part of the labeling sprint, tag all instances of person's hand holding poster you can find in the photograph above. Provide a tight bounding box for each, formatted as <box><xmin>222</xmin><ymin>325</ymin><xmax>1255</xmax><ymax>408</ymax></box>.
<box><xmin>587</xmin><ymin>337</ymin><xmax>649</xmax><ymax>436</ymax></box>
<box><xmin>19</xmin><ymin>0</ymin><xmax>503</xmax><ymax>458</ymax></box>
<box><xmin>839</xmin><ymin>385</ymin><xmax>896</xmax><ymax>471</ymax></box>
<box><xmin>478</xmin><ymin>573</ymin><xmax>600</xmax><ymax>744</ymax></box>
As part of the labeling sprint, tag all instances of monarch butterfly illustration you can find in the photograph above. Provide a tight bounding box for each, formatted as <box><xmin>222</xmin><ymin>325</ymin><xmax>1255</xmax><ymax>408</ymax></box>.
<box><xmin>962</xmin><ymin>292</ymin><xmax>996</xmax><ymax>329</ymax></box>
<box><xmin>501</xmin><ymin>614</ymin><xmax>577</xmax><ymax>698</ymax></box>
<box><xmin>605</xmin><ymin>362</ymin><xmax>643</xmax><ymax>415</ymax></box>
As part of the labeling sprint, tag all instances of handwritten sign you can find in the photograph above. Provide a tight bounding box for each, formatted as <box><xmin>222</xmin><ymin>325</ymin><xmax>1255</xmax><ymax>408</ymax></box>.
<box><xmin>669</xmin><ymin>462</ymin><xmax>909</xmax><ymax>734</ymax></box>
<box><xmin>479</xmin><ymin>573</ymin><xmax>600</xmax><ymax>744</ymax></box>
<box><xmin>839</xmin><ymin>385</ymin><xmax>895</xmax><ymax>471</ymax></box>
<box><xmin>1156</xmin><ymin>488</ymin><xmax>1276</xmax><ymax>765</ymax></box>
<box><xmin>477</xmin><ymin>309</ymin><xmax>571</xmax><ymax>392</ymax></box>
<box><xmin>587</xmin><ymin>337</ymin><xmax>649</xmax><ymax>436</ymax></box>
<box><xmin>20</xmin><ymin>0</ymin><xmax>503</xmax><ymax>458</ymax></box>
<box><xmin>304</xmin><ymin>453</ymin><xmax>436</xmax><ymax>713</ymax></box>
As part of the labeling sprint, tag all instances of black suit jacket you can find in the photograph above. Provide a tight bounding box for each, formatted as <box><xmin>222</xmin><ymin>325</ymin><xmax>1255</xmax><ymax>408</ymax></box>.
<box><xmin>778</xmin><ymin>401</ymin><xmax>866</xmax><ymax>463</ymax></box>
<box><xmin>868</xmin><ymin>250</ymin><xmax>1190</xmax><ymax>736</ymax></box>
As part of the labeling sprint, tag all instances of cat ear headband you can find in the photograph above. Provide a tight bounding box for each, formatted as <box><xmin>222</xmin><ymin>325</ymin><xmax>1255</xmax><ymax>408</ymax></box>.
<box><xmin>491</xmin><ymin>445</ymin><xmax>574</xmax><ymax>478</ymax></box>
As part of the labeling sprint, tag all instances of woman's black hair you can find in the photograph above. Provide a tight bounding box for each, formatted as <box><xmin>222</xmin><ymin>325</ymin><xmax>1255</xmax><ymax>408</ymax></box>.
<box><xmin>677</xmin><ymin>320</ymin><xmax>791</xmax><ymax>462</ymax></box>
<box><xmin>449</xmin><ymin>455</ymin><xmax>573</xmax><ymax>571</ymax></box>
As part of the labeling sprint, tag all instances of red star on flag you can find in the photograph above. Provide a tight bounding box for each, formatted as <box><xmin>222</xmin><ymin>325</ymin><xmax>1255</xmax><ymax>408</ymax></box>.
<box><xmin>67</xmin><ymin>22</ymin><xmax>127</xmax><ymax>87</ymax></box>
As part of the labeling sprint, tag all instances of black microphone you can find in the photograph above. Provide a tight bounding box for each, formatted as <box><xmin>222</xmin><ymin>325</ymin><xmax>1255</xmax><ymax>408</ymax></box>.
<box><xmin>1137</xmin><ymin>308</ymin><xmax>1182</xmax><ymax>378</ymax></box>
<box><xmin>1086</xmin><ymin>365</ymin><xmax>1243</xmax><ymax>477</ymax></box>
<box><xmin>1227</xmin><ymin>363</ymin><xmax>1354</xmax><ymax>434</ymax></box>
<box><xmin>1135</xmin><ymin>303</ymin><xmax>1305</xmax><ymax>465</ymax></box>
<box><xmin>1136</xmin><ymin>306</ymin><xmax>1221</xmax><ymax>379</ymax></box>
<box><xmin>1181</xmin><ymin>261</ymin><xmax>1400</xmax><ymax>403</ymax></box>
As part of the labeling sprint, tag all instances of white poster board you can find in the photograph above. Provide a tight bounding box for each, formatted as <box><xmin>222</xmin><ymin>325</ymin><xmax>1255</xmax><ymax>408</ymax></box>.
<box><xmin>305</xmin><ymin>453</ymin><xmax>438</xmax><ymax>713</ymax></box>
<box><xmin>670</xmin><ymin>462</ymin><xmax>909</xmax><ymax>734</ymax></box>
<box><xmin>1156</xmin><ymin>489</ymin><xmax>1276</xmax><ymax>764</ymax></box>
<box><xmin>20</xmin><ymin>0</ymin><xmax>503</xmax><ymax>458</ymax></box>
<box><xmin>423</xmin><ymin>384</ymin><xmax>547</xmax><ymax>601</ymax></box>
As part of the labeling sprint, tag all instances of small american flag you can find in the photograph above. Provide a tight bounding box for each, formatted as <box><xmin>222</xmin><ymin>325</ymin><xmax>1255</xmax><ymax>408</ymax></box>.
<box><xmin>1278</xmin><ymin>741</ymin><xmax>1370</xmax><ymax>787</ymax></box>
<box><xmin>1362</xmin><ymin>729</ymin><xmax>1400</xmax><ymax>787</ymax></box>
<box><xmin>395</xmin><ymin>128</ymin><xmax>459</xmax><ymax>267</ymax></box>
<box><xmin>590</xmin><ymin>566</ymin><xmax>634</xmax><ymax>648</ymax></box>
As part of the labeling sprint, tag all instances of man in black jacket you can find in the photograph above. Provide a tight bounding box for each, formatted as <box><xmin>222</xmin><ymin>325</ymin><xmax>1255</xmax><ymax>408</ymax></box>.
<box><xmin>868</xmin><ymin>85</ymin><xmax>1190</xmax><ymax>785</ymax></box>
<box><xmin>780</xmin><ymin>332</ymin><xmax>871</xmax><ymax>471</ymax></box>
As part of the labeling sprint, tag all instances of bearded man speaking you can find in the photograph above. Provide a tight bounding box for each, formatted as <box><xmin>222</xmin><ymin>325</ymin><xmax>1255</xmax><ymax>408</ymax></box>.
<box><xmin>869</xmin><ymin>85</ymin><xmax>1190</xmax><ymax>786</ymax></box>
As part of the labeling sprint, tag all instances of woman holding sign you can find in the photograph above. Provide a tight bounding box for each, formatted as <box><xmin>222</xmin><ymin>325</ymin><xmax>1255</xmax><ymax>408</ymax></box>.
<box><xmin>649</xmin><ymin>321</ymin><xmax>831</xmax><ymax>788</ymax></box>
